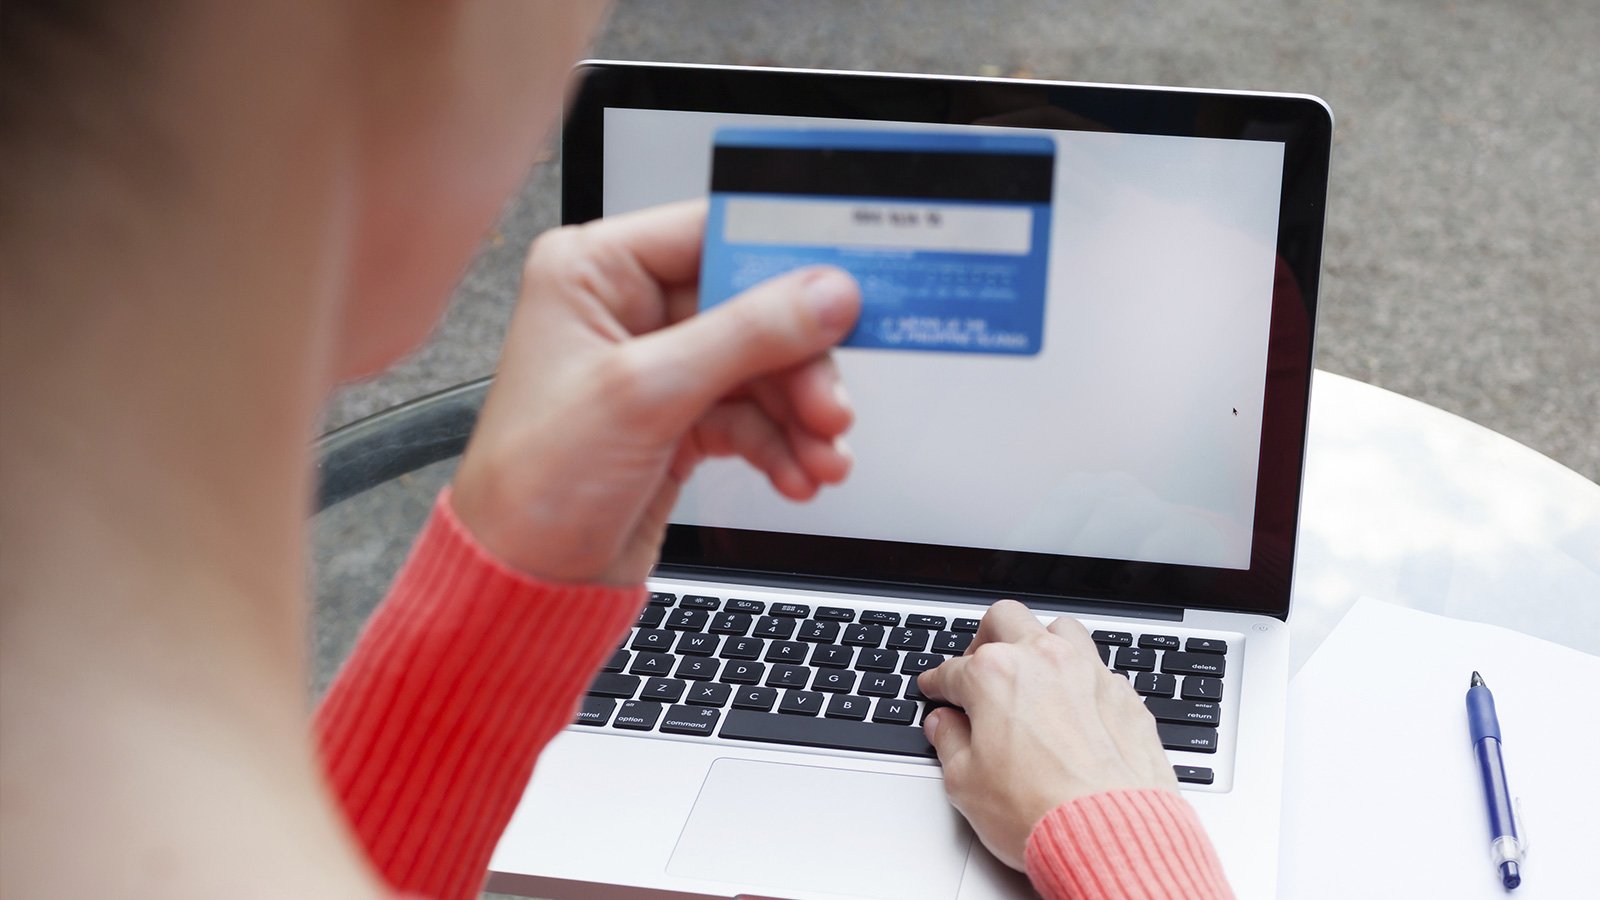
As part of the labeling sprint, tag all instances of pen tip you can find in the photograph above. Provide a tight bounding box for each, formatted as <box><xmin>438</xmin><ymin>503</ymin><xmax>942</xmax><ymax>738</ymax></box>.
<box><xmin>1500</xmin><ymin>860</ymin><xmax>1520</xmax><ymax>889</ymax></box>
<box><xmin>1471</xmin><ymin>671</ymin><xmax>1484</xmax><ymax>687</ymax></box>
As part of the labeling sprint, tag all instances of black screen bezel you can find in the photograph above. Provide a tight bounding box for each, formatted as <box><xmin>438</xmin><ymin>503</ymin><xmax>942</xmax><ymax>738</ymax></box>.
<box><xmin>562</xmin><ymin>61</ymin><xmax>1331</xmax><ymax>620</ymax></box>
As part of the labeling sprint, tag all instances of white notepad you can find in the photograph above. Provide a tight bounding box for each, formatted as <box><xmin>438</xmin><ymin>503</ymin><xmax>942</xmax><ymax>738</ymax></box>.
<box><xmin>1279</xmin><ymin>598</ymin><xmax>1600</xmax><ymax>898</ymax></box>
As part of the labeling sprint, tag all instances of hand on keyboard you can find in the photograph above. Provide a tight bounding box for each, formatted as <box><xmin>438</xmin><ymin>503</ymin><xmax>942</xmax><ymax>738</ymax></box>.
<box><xmin>450</xmin><ymin>201</ymin><xmax>862</xmax><ymax>583</ymax></box>
<box><xmin>917</xmin><ymin>599</ymin><xmax>1178</xmax><ymax>872</ymax></box>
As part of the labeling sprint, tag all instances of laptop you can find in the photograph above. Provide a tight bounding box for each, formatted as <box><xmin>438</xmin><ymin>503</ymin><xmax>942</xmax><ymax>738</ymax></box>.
<box><xmin>488</xmin><ymin>61</ymin><xmax>1332</xmax><ymax>900</ymax></box>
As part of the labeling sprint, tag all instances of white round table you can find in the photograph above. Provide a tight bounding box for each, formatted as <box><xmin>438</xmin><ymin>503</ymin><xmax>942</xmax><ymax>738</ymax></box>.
<box><xmin>1289</xmin><ymin>371</ymin><xmax>1600</xmax><ymax>674</ymax></box>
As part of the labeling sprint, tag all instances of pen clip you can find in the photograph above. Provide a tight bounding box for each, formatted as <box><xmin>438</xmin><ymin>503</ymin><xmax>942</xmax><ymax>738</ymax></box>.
<box><xmin>1513</xmin><ymin>797</ymin><xmax>1529</xmax><ymax>857</ymax></box>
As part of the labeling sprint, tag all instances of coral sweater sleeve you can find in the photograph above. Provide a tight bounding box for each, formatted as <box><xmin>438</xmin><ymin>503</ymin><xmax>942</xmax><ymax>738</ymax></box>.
<box><xmin>312</xmin><ymin>489</ymin><xmax>643</xmax><ymax>900</ymax></box>
<box><xmin>1025</xmin><ymin>788</ymin><xmax>1235</xmax><ymax>899</ymax></box>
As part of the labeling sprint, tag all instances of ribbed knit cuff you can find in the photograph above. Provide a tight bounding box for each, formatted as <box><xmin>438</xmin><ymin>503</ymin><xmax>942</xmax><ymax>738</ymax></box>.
<box><xmin>1024</xmin><ymin>788</ymin><xmax>1234</xmax><ymax>900</ymax></box>
<box><xmin>315</xmin><ymin>488</ymin><xmax>644</xmax><ymax>900</ymax></box>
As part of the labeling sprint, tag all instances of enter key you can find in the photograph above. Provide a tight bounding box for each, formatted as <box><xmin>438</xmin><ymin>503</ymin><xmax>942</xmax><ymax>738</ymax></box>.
<box><xmin>1145</xmin><ymin>698</ymin><xmax>1222</xmax><ymax>727</ymax></box>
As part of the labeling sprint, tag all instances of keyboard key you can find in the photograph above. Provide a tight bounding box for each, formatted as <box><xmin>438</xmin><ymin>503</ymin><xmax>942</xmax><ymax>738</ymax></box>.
<box><xmin>680</xmin><ymin>595</ymin><xmax>721</xmax><ymax>610</ymax></box>
<box><xmin>766</xmin><ymin>664</ymin><xmax>810</xmax><ymax>689</ymax></box>
<box><xmin>1096</xmin><ymin>643</ymin><xmax>1112</xmax><ymax>664</ymax></box>
<box><xmin>931</xmin><ymin>631</ymin><xmax>973</xmax><ymax>655</ymax></box>
<box><xmin>842</xmin><ymin>623</ymin><xmax>887</xmax><ymax>647</ymax></box>
<box><xmin>674</xmin><ymin>657</ymin><xmax>720</xmax><ymax>681</ymax></box>
<box><xmin>726</xmin><ymin>598</ymin><xmax>765</xmax><ymax>614</ymax></box>
<box><xmin>854</xmin><ymin>648</ymin><xmax>900</xmax><ymax>672</ymax></box>
<box><xmin>952</xmin><ymin>617</ymin><xmax>981</xmax><ymax>633</ymax></box>
<box><xmin>1162</xmin><ymin>652</ymin><xmax>1226</xmax><ymax>677</ymax></box>
<box><xmin>812</xmin><ymin>669</ymin><xmax>858</xmax><ymax>693</ymax></box>
<box><xmin>825</xmin><ymin>694</ymin><xmax>871</xmax><ymax>720</ymax></box>
<box><xmin>1186</xmin><ymin>637</ymin><xmax>1229</xmax><ymax>654</ymax></box>
<box><xmin>860</xmin><ymin>610</ymin><xmax>901</xmax><ymax>626</ymax></box>
<box><xmin>641</xmin><ymin>677</ymin><xmax>687</xmax><ymax>703</ymax></box>
<box><xmin>720</xmin><ymin>710</ymin><xmax>935</xmax><ymax>758</ymax></box>
<box><xmin>732</xmin><ymin>685</ymin><xmax>778</xmax><ymax>711</ymax></box>
<box><xmin>753</xmin><ymin>616</ymin><xmax>796</xmax><ymax>639</ymax></box>
<box><xmin>1133</xmin><ymin>672</ymin><xmax>1177</xmax><ymax>697</ymax></box>
<box><xmin>1157</xmin><ymin>722</ymin><xmax>1218</xmax><ymax>753</ymax></box>
<box><xmin>718</xmin><ymin>636</ymin><xmax>764</xmax><ymax>660</ymax></box>
<box><xmin>906</xmin><ymin>614</ymin><xmax>948</xmax><ymax>630</ymax></box>
<box><xmin>1174</xmin><ymin>765</ymin><xmax>1215</xmax><ymax>785</ymax></box>
<box><xmin>588</xmin><ymin>673</ymin><xmax>641</xmax><ymax>699</ymax></box>
<box><xmin>718</xmin><ymin>660</ymin><xmax>765</xmax><ymax>685</ymax></box>
<box><xmin>1091</xmin><ymin>630</ymin><xmax>1133</xmax><ymax>646</ymax></box>
<box><xmin>631</xmin><ymin>629</ymin><xmax>674</xmax><ymax>651</ymax></box>
<box><xmin>809</xmin><ymin>644</ymin><xmax>853</xmax><ymax>668</ymax></box>
<box><xmin>858</xmin><ymin>672</ymin><xmax>903</xmax><ymax>697</ymax></box>
<box><xmin>709</xmin><ymin>611</ymin><xmax>753</xmax><ymax>635</ymax></box>
<box><xmin>1139</xmin><ymin>634</ymin><xmax>1182</xmax><ymax>650</ymax></box>
<box><xmin>628</xmin><ymin>652</ymin><xmax>675</xmax><ymax>677</ymax></box>
<box><xmin>871</xmin><ymin>697</ymin><xmax>918</xmax><ymax>726</ymax></box>
<box><xmin>686</xmin><ymin>682</ymin><xmax>733</xmax><ymax>708</ymax></box>
<box><xmin>1145</xmin><ymin>698</ymin><xmax>1221</xmax><ymax>726</ymax></box>
<box><xmin>636</xmin><ymin>606</ymin><xmax>665</xmax><ymax>628</ymax></box>
<box><xmin>764</xmin><ymin>640</ymin><xmax>809</xmax><ymax>663</ymax></box>
<box><xmin>815</xmin><ymin>606</ymin><xmax>856</xmax><ymax>622</ymax></box>
<box><xmin>1114</xmin><ymin>646</ymin><xmax>1158</xmax><ymax>672</ymax></box>
<box><xmin>797</xmin><ymin>619</ymin><xmax>841</xmax><ymax>643</ymax></box>
<box><xmin>903</xmin><ymin>676</ymin><xmax>931</xmax><ymax>702</ymax></box>
<box><xmin>660</xmin><ymin>704</ymin><xmax>721</xmax><ymax>736</ymax></box>
<box><xmin>770</xmin><ymin>602</ymin><xmax>811</xmax><ymax>618</ymax></box>
<box><xmin>602</xmin><ymin>648</ymin><xmax>629</xmax><ymax>673</ymax></box>
<box><xmin>901</xmin><ymin>652</ymin><xmax>945</xmax><ymax>675</ymax></box>
<box><xmin>647</xmin><ymin>592</ymin><xmax>676</xmax><ymax>607</ymax></box>
<box><xmin>887</xmin><ymin>627</ymin><xmax>932</xmax><ymax>651</ymax></box>
<box><xmin>613</xmin><ymin>700</ymin><xmax>662</xmax><ymax>731</ymax></box>
<box><xmin>575</xmin><ymin>696</ymin><xmax>615</xmax><ymax>726</ymax></box>
<box><xmin>778</xmin><ymin>690</ymin><xmax>825</xmax><ymax>716</ymax></box>
<box><xmin>1181</xmin><ymin>676</ymin><xmax>1224</xmax><ymax>701</ymax></box>
<box><xmin>675</xmin><ymin>632</ymin><xmax>719</xmax><ymax>656</ymax></box>
<box><xmin>665</xmin><ymin>609</ymin><xmax>710</xmax><ymax>631</ymax></box>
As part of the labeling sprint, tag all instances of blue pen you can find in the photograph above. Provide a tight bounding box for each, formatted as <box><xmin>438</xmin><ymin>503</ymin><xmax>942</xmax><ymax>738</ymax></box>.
<box><xmin>1466</xmin><ymin>671</ymin><xmax>1525</xmax><ymax>889</ymax></box>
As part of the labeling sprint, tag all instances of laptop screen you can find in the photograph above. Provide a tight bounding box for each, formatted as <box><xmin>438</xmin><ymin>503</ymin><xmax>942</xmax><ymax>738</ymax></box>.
<box><xmin>565</xmin><ymin>63</ymin><xmax>1331</xmax><ymax>617</ymax></box>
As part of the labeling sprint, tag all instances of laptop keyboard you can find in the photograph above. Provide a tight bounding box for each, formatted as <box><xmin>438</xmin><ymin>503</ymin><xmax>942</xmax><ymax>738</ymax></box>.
<box><xmin>581</xmin><ymin>591</ymin><xmax>1230</xmax><ymax>786</ymax></box>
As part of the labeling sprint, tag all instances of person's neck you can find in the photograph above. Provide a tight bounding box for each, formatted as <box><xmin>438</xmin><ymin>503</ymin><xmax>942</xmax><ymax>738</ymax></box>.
<box><xmin>0</xmin><ymin>29</ymin><xmax>381</xmax><ymax>898</ymax></box>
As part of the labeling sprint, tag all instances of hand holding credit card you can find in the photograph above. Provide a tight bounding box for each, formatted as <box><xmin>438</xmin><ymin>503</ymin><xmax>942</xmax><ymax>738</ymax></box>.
<box><xmin>699</xmin><ymin>128</ymin><xmax>1055</xmax><ymax>355</ymax></box>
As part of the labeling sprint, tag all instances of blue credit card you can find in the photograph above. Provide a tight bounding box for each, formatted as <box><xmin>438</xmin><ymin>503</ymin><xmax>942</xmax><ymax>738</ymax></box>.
<box><xmin>700</xmin><ymin>128</ymin><xmax>1055</xmax><ymax>355</ymax></box>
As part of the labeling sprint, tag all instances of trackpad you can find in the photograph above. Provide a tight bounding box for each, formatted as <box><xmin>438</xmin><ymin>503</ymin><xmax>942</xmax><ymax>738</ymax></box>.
<box><xmin>668</xmin><ymin>758</ymin><xmax>973</xmax><ymax>899</ymax></box>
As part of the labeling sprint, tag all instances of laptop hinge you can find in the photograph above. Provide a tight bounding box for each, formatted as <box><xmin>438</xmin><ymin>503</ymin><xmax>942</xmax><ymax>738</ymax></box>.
<box><xmin>649</xmin><ymin>565</ymin><xmax>1184</xmax><ymax>622</ymax></box>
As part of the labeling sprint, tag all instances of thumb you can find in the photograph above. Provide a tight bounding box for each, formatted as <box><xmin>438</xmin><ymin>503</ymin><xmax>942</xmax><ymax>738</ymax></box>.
<box><xmin>631</xmin><ymin>266</ymin><xmax>861</xmax><ymax>417</ymax></box>
<box><xmin>924</xmin><ymin>706</ymin><xmax>973</xmax><ymax>770</ymax></box>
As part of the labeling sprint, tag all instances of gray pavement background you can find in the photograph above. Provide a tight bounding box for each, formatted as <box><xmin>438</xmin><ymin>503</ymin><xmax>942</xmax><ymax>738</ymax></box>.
<box><xmin>325</xmin><ymin>0</ymin><xmax>1599</xmax><ymax>482</ymax></box>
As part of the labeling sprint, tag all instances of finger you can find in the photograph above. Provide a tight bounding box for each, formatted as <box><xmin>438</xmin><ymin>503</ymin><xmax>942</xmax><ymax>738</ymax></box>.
<box><xmin>969</xmin><ymin>599</ymin><xmax>1045</xmax><ymax>651</ymax></box>
<box><xmin>922</xmin><ymin>707</ymin><xmax>974</xmax><ymax>776</ymax></box>
<box><xmin>524</xmin><ymin>201</ymin><xmax>707</xmax><ymax>335</ymax></box>
<box><xmin>745</xmin><ymin>379</ymin><xmax>846</xmax><ymax>484</ymax></box>
<box><xmin>777</xmin><ymin>354</ymin><xmax>854</xmax><ymax>438</ymax></box>
<box><xmin>1045</xmin><ymin>615</ymin><xmax>1104</xmax><ymax>660</ymax></box>
<box><xmin>663</xmin><ymin>282</ymin><xmax>702</xmax><ymax>327</ymax></box>
<box><xmin>622</xmin><ymin>265</ymin><xmax>862</xmax><ymax>427</ymax></box>
<box><xmin>693</xmin><ymin>401</ymin><xmax>848</xmax><ymax>496</ymax></box>
<box><xmin>917</xmin><ymin>656</ymin><xmax>972</xmax><ymax>708</ymax></box>
<box><xmin>561</xmin><ymin>200</ymin><xmax>707</xmax><ymax>287</ymax></box>
<box><xmin>786</xmin><ymin>420</ymin><xmax>852</xmax><ymax>488</ymax></box>
<box><xmin>1097</xmin><ymin>670</ymin><xmax>1178</xmax><ymax>783</ymax></box>
<box><xmin>692</xmin><ymin>401</ymin><xmax>816</xmax><ymax>499</ymax></box>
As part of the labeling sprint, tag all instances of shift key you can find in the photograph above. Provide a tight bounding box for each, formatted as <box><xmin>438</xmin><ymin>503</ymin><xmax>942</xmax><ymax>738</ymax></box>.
<box><xmin>1157</xmin><ymin>722</ymin><xmax>1218</xmax><ymax>753</ymax></box>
